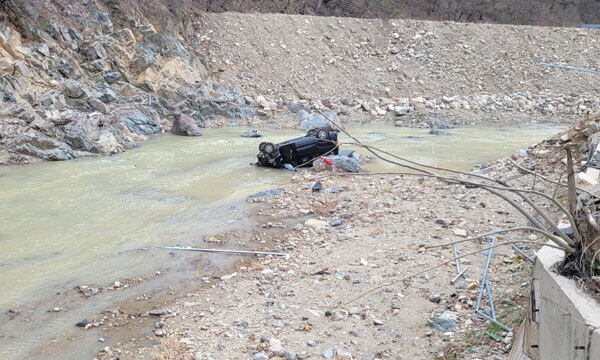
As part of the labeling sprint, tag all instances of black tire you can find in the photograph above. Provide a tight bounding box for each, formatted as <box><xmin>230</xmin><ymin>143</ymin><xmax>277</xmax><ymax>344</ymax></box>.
<box><xmin>263</xmin><ymin>142</ymin><xmax>276</xmax><ymax>155</ymax></box>
<box><xmin>259</xmin><ymin>142</ymin><xmax>268</xmax><ymax>152</ymax></box>
<box><xmin>316</xmin><ymin>128</ymin><xmax>328</xmax><ymax>140</ymax></box>
<box><xmin>307</xmin><ymin>129</ymin><xmax>317</xmax><ymax>137</ymax></box>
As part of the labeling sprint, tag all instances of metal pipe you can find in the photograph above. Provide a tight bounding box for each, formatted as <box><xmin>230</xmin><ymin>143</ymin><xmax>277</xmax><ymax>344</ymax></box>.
<box><xmin>486</xmin><ymin>280</ymin><xmax>497</xmax><ymax>320</ymax></box>
<box><xmin>477</xmin><ymin>311</ymin><xmax>511</xmax><ymax>332</ymax></box>
<box><xmin>450</xmin><ymin>265</ymin><xmax>469</xmax><ymax>284</ymax></box>
<box><xmin>453</xmin><ymin>243</ymin><xmax>461</xmax><ymax>273</ymax></box>
<box><xmin>540</xmin><ymin>62</ymin><xmax>600</xmax><ymax>75</ymax></box>
<box><xmin>476</xmin><ymin>237</ymin><xmax>496</xmax><ymax>312</ymax></box>
<box><xmin>512</xmin><ymin>244</ymin><xmax>534</xmax><ymax>263</ymax></box>
<box><xmin>154</xmin><ymin>245</ymin><xmax>287</xmax><ymax>257</ymax></box>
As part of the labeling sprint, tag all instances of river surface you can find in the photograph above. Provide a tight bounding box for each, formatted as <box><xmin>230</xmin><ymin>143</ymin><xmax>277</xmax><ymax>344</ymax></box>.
<box><xmin>0</xmin><ymin>123</ymin><xmax>564</xmax><ymax>359</ymax></box>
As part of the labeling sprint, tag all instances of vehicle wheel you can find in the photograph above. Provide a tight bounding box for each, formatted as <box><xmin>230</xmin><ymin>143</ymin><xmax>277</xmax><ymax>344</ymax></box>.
<box><xmin>259</xmin><ymin>142</ymin><xmax>268</xmax><ymax>152</ymax></box>
<box><xmin>306</xmin><ymin>129</ymin><xmax>317</xmax><ymax>137</ymax></box>
<box><xmin>316</xmin><ymin>128</ymin><xmax>329</xmax><ymax>140</ymax></box>
<box><xmin>263</xmin><ymin>142</ymin><xmax>276</xmax><ymax>155</ymax></box>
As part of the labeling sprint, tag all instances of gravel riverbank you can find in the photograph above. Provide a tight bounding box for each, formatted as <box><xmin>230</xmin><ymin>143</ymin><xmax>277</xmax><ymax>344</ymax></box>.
<box><xmin>96</xmin><ymin>130</ymin><xmax>571</xmax><ymax>360</ymax></box>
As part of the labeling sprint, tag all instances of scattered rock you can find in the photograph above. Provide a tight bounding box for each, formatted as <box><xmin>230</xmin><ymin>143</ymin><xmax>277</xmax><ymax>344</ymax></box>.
<box><xmin>435</xmin><ymin>218</ymin><xmax>452</xmax><ymax>226</ymax></box>
<box><xmin>428</xmin><ymin>310</ymin><xmax>458</xmax><ymax>332</ymax></box>
<box><xmin>394</xmin><ymin>105</ymin><xmax>411</xmax><ymax>116</ymax></box>
<box><xmin>253</xmin><ymin>352</ymin><xmax>268</xmax><ymax>360</ymax></box>
<box><xmin>248</xmin><ymin>189</ymin><xmax>283</xmax><ymax>199</ymax></box>
<box><xmin>360</xmin><ymin>353</ymin><xmax>375</xmax><ymax>360</ymax></box>
<box><xmin>337</xmin><ymin>350</ymin><xmax>353</xmax><ymax>360</ymax></box>
<box><xmin>312</xmin><ymin>181</ymin><xmax>323</xmax><ymax>192</ymax></box>
<box><xmin>269</xmin><ymin>338</ymin><xmax>284</xmax><ymax>356</ymax></box>
<box><xmin>322</xmin><ymin>348</ymin><xmax>335</xmax><ymax>359</ymax></box>
<box><xmin>453</xmin><ymin>229</ymin><xmax>468</xmax><ymax>237</ymax></box>
<box><xmin>305</xmin><ymin>219</ymin><xmax>328</xmax><ymax>229</ymax></box>
<box><xmin>330</xmin><ymin>218</ymin><xmax>342</xmax><ymax>227</ymax></box>
<box><xmin>283</xmin><ymin>351</ymin><xmax>297</xmax><ymax>360</ymax></box>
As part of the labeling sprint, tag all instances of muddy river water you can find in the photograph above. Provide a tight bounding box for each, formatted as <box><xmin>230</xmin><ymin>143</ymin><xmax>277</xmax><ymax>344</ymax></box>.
<box><xmin>0</xmin><ymin>123</ymin><xmax>564</xmax><ymax>359</ymax></box>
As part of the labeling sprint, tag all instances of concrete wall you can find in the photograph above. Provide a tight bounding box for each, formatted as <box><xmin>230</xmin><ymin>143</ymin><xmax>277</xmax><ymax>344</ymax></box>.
<box><xmin>510</xmin><ymin>244</ymin><xmax>600</xmax><ymax>360</ymax></box>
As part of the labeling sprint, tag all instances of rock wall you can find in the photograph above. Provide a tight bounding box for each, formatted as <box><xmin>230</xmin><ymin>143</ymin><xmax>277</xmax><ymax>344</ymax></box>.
<box><xmin>0</xmin><ymin>0</ymin><xmax>255</xmax><ymax>164</ymax></box>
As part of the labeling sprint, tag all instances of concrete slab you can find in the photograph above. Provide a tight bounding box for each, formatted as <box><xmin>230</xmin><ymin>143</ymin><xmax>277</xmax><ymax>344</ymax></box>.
<box><xmin>513</xmin><ymin>244</ymin><xmax>600</xmax><ymax>360</ymax></box>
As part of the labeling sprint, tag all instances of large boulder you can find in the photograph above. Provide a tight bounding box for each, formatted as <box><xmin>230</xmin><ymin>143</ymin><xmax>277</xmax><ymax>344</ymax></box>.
<box><xmin>297</xmin><ymin>110</ymin><xmax>336</xmax><ymax>131</ymax></box>
<box><xmin>171</xmin><ymin>113</ymin><xmax>202</xmax><ymax>136</ymax></box>
<box><xmin>313</xmin><ymin>155</ymin><xmax>360</xmax><ymax>173</ymax></box>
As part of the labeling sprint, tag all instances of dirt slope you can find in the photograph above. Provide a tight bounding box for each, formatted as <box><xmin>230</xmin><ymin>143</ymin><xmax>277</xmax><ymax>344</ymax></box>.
<box><xmin>144</xmin><ymin>0</ymin><xmax>600</xmax><ymax>27</ymax></box>
<box><xmin>199</xmin><ymin>12</ymin><xmax>600</xmax><ymax>101</ymax></box>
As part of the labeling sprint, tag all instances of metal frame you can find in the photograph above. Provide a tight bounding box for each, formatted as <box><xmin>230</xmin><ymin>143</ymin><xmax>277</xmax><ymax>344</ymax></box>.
<box><xmin>474</xmin><ymin>237</ymin><xmax>511</xmax><ymax>331</ymax></box>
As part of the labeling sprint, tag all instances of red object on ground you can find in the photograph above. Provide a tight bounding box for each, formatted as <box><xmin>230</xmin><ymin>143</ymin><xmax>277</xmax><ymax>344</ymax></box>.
<box><xmin>322</xmin><ymin>157</ymin><xmax>333</xmax><ymax>166</ymax></box>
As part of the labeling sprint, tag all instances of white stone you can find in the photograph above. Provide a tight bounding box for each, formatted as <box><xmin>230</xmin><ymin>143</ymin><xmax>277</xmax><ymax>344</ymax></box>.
<box><xmin>453</xmin><ymin>229</ymin><xmax>468</xmax><ymax>237</ymax></box>
<box><xmin>305</xmin><ymin>219</ymin><xmax>328</xmax><ymax>229</ymax></box>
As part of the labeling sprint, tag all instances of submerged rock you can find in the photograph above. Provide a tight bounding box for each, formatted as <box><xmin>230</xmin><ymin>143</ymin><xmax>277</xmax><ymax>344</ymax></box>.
<box><xmin>241</xmin><ymin>130</ymin><xmax>263</xmax><ymax>138</ymax></box>
<box><xmin>429</xmin><ymin>129</ymin><xmax>448</xmax><ymax>136</ymax></box>
<box><xmin>248</xmin><ymin>189</ymin><xmax>283</xmax><ymax>199</ymax></box>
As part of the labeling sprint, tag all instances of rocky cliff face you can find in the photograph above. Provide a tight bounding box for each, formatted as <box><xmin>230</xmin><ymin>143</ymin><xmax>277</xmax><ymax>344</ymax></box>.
<box><xmin>0</xmin><ymin>0</ymin><xmax>255</xmax><ymax>165</ymax></box>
